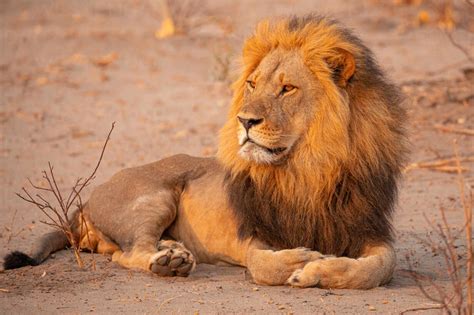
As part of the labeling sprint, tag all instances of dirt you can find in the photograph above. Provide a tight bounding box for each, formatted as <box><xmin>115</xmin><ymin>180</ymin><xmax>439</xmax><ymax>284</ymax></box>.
<box><xmin>0</xmin><ymin>1</ymin><xmax>473</xmax><ymax>314</ymax></box>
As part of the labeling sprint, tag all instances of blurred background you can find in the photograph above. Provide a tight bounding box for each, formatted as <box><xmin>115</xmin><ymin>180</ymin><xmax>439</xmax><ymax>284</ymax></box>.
<box><xmin>0</xmin><ymin>1</ymin><xmax>472</xmax><ymax>313</ymax></box>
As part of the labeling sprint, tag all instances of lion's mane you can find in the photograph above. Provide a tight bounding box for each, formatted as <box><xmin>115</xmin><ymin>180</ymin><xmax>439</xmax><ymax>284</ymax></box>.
<box><xmin>217</xmin><ymin>15</ymin><xmax>408</xmax><ymax>258</ymax></box>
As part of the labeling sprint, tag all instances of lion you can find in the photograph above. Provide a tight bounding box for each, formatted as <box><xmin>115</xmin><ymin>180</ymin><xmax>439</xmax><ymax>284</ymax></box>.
<box><xmin>3</xmin><ymin>14</ymin><xmax>407</xmax><ymax>289</ymax></box>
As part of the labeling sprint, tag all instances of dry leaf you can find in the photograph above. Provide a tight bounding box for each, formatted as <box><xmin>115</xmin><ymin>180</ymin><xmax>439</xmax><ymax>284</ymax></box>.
<box><xmin>0</xmin><ymin>111</ymin><xmax>11</xmax><ymax>123</ymax></box>
<box><xmin>15</xmin><ymin>110</ymin><xmax>44</xmax><ymax>122</ymax></box>
<box><xmin>172</xmin><ymin>130</ymin><xmax>188</xmax><ymax>139</ymax></box>
<box><xmin>155</xmin><ymin>17</ymin><xmax>175</xmax><ymax>39</ymax></box>
<box><xmin>71</xmin><ymin>13</ymin><xmax>82</xmax><ymax>22</ymax></box>
<box><xmin>65</xmin><ymin>53</ymin><xmax>88</xmax><ymax>65</ymax></box>
<box><xmin>417</xmin><ymin>10</ymin><xmax>430</xmax><ymax>25</ymax></box>
<box><xmin>393</xmin><ymin>0</ymin><xmax>423</xmax><ymax>5</ymax></box>
<box><xmin>93</xmin><ymin>52</ymin><xmax>118</xmax><ymax>67</ymax></box>
<box><xmin>87</xmin><ymin>141</ymin><xmax>104</xmax><ymax>149</ymax></box>
<box><xmin>35</xmin><ymin>76</ymin><xmax>49</xmax><ymax>86</ymax></box>
<box><xmin>68</xmin><ymin>152</ymin><xmax>82</xmax><ymax>157</ymax></box>
<box><xmin>438</xmin><ymin>4</ymin><xmax>455</xmax><ymax>30</ymax></box>
<box><xmin>71</xmin><ymin>127</ymin><xmax>94</xmax><ymax>139</ymax></box>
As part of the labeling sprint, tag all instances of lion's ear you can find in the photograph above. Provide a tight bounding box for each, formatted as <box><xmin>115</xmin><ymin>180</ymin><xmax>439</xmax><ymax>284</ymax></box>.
<box><xmin>326</xmin><ymin>48</ymin><xmax>355</xmax><ymax>87</ymax></box>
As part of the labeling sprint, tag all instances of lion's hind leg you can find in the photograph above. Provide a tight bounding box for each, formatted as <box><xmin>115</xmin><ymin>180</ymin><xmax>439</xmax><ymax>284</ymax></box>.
<box><xmin>112</xmin><ymin>240</ymin><xmax>195</xmax><ymax>277</ymax></box>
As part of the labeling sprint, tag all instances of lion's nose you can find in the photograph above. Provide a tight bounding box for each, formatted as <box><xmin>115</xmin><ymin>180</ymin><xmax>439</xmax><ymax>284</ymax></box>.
<box><xmin>237</xmin><ymin>116</ymin><xmax>264</xmax><ymax>130</ymax></box>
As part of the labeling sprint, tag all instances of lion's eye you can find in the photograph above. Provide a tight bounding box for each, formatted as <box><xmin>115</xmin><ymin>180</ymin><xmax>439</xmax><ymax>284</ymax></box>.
<box><xmin>246</xmin><ymin>80</ymin><xmax>256</xmax><ymax>90</ymax></box>
<box><xmin>280</xmin><ymin>84</ymin><xmax>296</xmax><ymax>96</ymax></box>
<box><xmin>283</xmin><ymin>85</ymin><xmax>295</xmax><ymax>92</ymax></box>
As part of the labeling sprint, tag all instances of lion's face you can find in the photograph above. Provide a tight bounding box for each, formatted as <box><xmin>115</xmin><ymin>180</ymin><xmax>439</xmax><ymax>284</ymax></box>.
<box><xmin>237</xmin><ymin>49</ymin><xmax>322</xmax><ymax>164</ymax></box>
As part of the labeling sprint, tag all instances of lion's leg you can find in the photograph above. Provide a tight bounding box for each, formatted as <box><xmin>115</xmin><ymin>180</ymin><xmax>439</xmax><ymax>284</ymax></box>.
<box><xmin>286</xmin><ymin>242</ymin><xmax>396</xmax><ymax>289</ymax></box>
<box><xmin>102</xmin><ymin>192</ymin><xmax>195</xmax><ymax>276</ymax></box>
<box><xmin>245</xmin><ymin>241</ymin><xmax>325</xmax><ymax>285</ymax></box>
<box><xmin>112</xmin><ymin>240</ymin><xmax>195</xmax><ymax>276</ymax></box>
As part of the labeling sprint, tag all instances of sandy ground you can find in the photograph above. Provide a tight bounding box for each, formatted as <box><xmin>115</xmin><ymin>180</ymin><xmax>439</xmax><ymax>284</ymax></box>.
<box><xmin>0</xmin><ymin>0</ymin><xmax>473</xmax><ymax>314</ymax></box>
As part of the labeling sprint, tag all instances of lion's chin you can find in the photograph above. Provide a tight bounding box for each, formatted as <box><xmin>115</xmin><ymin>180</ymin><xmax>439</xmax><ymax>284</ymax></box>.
<box><xmin>238</xmin><ymin>141</ymin><xmax>288</xmax><ymax>165</ymax></box>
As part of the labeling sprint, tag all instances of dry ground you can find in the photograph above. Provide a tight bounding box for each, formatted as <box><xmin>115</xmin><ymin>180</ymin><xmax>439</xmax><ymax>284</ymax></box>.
<box><xmin>0</xmin><ymin>1</ymin><xmax>473</xmax><ymax>314</ymax></box>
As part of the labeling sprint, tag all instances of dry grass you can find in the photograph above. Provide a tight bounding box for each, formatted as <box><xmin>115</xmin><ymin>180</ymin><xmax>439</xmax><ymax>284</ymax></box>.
<box><xmin>212</xmin><ymin>43</ymin><xmax>235</xmax><ymax>84</ymax></box>
<box><xmin>403</xmin><ymin>141</ymin><xmax>473</xmax><ymax>314</ymax></box>
<box><xmin>15</xmin><ymin>123</ymin><xmax>115</xmax><ymax>268</ymax></box>
<box><xmin>4</xmin><ymin>209</ymin><xmax>31</xmax><ymax>244</ymax></box>
<box><xmin>155</xmin><ymin>0</ymin><xmax>207</xmax><ymax>38</ymax></box>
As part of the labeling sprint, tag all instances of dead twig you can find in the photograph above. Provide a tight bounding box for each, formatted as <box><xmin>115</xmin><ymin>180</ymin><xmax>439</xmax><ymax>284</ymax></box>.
<box><xmin>157</xmin><ymin>295</ymin><xmax>183</xmax><ymax>312</ymax></box>
<box><xmin>454</xmin><ymin>140</ymin><xmax>473</xmax><ymax>315</ymax></box>
<box><xmin>405</xmin><ymin>155</ymin><xmax>473</xmax><ymax>173</ymax></box>
<box><xmin>434</xmin><ymin>124</ymin><xmax>474</xmax><ymax>136</ymax></box>
<box><xmin>406</xmin><ymin>142</ymin><xmax>473</xmax><ymax>314</ymax></box>
<box><xmin>5</xmin><ymin>209</ymin><xmax>31</xmax><ymax>244</ymax></box>
<box><xmin>400</xmin><ymin>305</ymin><xmax>444</xmax><ymax>314</ymax></box>
<box><xmin>15</xmin><ymin>122</ymin><xmax>115</xmax><ymax>268</ymax></box>
<box><xmin>445</xmin><ymin>30</ymin><xmax>473</xmax><ymax>62</ymax></box>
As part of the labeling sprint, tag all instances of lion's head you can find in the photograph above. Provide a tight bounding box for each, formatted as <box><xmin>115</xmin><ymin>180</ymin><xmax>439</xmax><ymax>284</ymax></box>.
<box><xmin>234</xmin><ymin>47</ymin><xmax>324</xmax><ymax>165</ymax></box>
<box><xmin>218</xmin><ymin>15</ymin><xmax>408</xmax><ymax>257</ymax></box>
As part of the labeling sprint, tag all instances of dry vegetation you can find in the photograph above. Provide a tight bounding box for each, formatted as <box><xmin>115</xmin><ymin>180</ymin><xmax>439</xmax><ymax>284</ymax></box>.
<box><xmin>154</xmin><ymin>0</ymin><xmax>207</xmax><ymax>38</ymax></box>
<box><xmin>403</xmin><ymin>143</ymin><xmax>472</xmax><ymax>314</ymax></box>
<box><xmin>15</xmin><ymin>123</ymin><xmax>115</xmax><ymax>268</ymax></box>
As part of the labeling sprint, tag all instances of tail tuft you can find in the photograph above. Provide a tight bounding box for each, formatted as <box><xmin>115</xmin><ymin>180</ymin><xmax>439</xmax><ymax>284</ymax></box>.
<box><xmin>3</xmin><ymin>251</ymin><xmax>39</xmax><ymax>270</ymax></box>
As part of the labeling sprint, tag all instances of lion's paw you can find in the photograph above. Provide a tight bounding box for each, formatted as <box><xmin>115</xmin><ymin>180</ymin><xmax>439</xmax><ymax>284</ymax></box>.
<box><xmin>149</xmin><ymin>240</ymin><xmax>195</xmax><ymax>277</ymax></box>
<box><xmin>286</xmin><ymin>257</ymin><xmax>349</xmax><ymax>288</ymax></box>
<box><xmin>286</xmin><ymin>267</ymin><xmax>320</xmax><ymax>288</ymax></box>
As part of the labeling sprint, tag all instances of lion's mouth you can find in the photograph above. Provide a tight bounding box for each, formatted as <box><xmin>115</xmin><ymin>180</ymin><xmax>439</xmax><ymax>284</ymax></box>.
<box><xmin>243</xmin><ymin>138</ymin><xmax>287</xmax><ymax>155</ymax></box>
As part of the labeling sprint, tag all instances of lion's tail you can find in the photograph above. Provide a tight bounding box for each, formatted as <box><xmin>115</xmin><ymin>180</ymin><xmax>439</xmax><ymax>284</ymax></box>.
<box><xmin>3</xmin><ymin>210</ymin><xmax>79</xmax><ymax>270</ymax></box>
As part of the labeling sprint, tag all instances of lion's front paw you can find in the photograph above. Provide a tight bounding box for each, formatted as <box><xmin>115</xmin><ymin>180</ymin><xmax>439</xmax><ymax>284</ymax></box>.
<box><xmin>149</xmin><ymin>240</ymin><xmax>195</xmax><ymax>277</ymax></box>
<box><xmin>286</xmin><ymin>257</ymin><xmax>361</xmax><ymax>289</ymax></box>
<box><xmin>287</xmin><ymin>267</ymin><xmax>320</xmax><ymax>288</ymax></box>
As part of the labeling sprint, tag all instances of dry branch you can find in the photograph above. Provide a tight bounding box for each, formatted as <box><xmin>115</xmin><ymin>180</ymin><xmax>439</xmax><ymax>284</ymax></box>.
<box><xmin>405</xmin><ymin>142</ymin><xmax>473</xmax><ymax>314</ymax></box>
<box><xmin>434</xmin><ymin>124</ymin><xmax>474</xmax><ymax>136</ymax></box>
<box><xmin>5</xmin><ymin>209</ymin><xmax>30</xmax><ymax>244</ymax></box>
<box><xmin>445</xmin><ymin>30</ymin><xmax>473</xmax><ymax>62</ymax></box>
<box><xmin>454</xmin><ymin>141</ymin><xmax>473</xmax><ymax>315</ymax></box>
<box><xmin>400</xmin><ymin>305</ymin><xmax>444</xmax><ymax>314</ymax></box>
<box><xmin>15</xmin><ymin>122</ymin><xmax>115</xmax><ymax>268</ymax></box>
<box><xmin>405</xmin><ymin>155</ymin><xmax>473</xmax><ymax>173</ymax></box>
